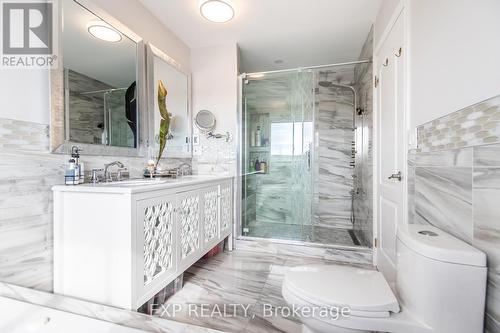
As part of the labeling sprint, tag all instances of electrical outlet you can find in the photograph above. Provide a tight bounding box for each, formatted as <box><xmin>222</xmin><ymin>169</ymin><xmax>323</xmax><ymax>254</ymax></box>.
<box><xmin>193</xmin><ymin>134</ymin><xmax>200</xmax><ymax>146</ymax></box>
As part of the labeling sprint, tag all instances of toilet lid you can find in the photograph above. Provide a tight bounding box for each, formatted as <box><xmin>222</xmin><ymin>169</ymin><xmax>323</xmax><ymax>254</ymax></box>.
<box><xmin>283</xmin><ymin>265</ymin><xmax>400</xmax><ymax>314</ymax></box>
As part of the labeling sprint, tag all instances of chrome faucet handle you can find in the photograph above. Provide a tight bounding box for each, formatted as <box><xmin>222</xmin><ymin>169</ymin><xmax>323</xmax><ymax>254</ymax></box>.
<box><xmin>177</xmin><ymin>162</ymin><xmax>192</xmax><ymax>176</ymax></box>
<box><xmin>117</xmin><ymin>168</ymin><xmax>129</xmax><ymax>181</ymax></box>
<box><xmin>91</xmin><ymin>168</ymin><xmax>103</xmax><ymax>184</ymax></box>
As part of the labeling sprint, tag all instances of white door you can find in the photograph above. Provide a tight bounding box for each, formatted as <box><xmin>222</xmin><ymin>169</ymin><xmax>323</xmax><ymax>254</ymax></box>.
<box><xmin>375</xmin><ymin>11</ymin><xmax>406</xmax><ymax>282</ymax></box>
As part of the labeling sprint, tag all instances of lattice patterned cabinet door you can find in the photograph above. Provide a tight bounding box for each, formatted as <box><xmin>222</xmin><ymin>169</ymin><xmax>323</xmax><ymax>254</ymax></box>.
<box><xmin>220</xmin><ymin>182</ymin><xmax>232</xmax><ymax>233</ymax></box>
<box><xmin>203</xmin><ymin>187</ymin><xmax>219</xmax><ymax>244</ymax></box>
<box><xmin>143</xmin><ymin>201</ymin><xmax>174</xmax><ymax>286</ymax></box>
<box><xmin>179</xmin><ymin>194</ymin><xmax>200</xmax><ymax>259</ymax></box>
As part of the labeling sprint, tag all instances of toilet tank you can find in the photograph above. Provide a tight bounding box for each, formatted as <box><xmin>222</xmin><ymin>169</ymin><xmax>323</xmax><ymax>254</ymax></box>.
<box><xmin>395</xmin><ymin>225</ymin><xmax>487</xmax><ymax>333</ymax></box>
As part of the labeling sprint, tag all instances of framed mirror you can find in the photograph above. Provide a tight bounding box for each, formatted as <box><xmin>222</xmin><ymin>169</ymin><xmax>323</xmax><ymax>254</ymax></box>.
<box><xmin>51</xmin><ymin>0</ymin><xmax>146</xmax><ymax>156</ymax></box>
<box><xmin>146</xmin><ymin>43</ymin><xmax>192</xmax><ymax>159</ymax></box>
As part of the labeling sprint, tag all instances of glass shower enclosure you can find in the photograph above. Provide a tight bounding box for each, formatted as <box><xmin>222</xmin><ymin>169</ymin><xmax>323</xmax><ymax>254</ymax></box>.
<box><xmin>238</xmin><ymin>62</ymin><xmax>373</xmax><ymax>248</ymax></box>
<box><xmin>241</xmin><ymin>71</ymin><xmax>314</xmax><ymax>240</ymax></box>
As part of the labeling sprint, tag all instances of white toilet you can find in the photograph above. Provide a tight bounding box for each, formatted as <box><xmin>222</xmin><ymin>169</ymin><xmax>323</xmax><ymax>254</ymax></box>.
<box><xmin>282</xmin><ymin>225</ymin><xmax>487</xmax><ymax>333</ymax></box>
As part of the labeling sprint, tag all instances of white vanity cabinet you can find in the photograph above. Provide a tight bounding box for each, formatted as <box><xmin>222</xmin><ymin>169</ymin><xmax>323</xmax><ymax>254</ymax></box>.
<box><xmin>53</xmin><ymin>176</ymin><xmax>233</xmax><ymax>310</ymax></box>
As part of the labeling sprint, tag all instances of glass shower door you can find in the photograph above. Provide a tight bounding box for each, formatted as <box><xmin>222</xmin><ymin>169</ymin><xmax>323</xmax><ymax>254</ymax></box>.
<box><xmin>105</xmin><ymin>90</ymin><xmax>135</xmax><ymax>148</ymax></box>
<box><xmin>241</xmin><ymin>70</ymin><xmax>314</xmax><ymax>240</ymax></box>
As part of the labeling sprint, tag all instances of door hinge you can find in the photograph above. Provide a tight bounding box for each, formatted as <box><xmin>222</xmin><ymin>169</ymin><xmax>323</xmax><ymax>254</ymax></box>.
<box><xmin>374</xmin><ymin>76</ymin><xmax>379</xmax><ymax>88</ymax></box>
<box><xmin>374</xmin><ymin>238</ymin><xmax>378</xmax><ymax>247</ymax></box>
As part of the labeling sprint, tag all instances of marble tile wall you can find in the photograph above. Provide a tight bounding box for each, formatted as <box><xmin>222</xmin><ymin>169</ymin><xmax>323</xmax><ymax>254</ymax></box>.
<box><xmin>313</xmin><ymin>82</ymin><xmax>355</xmax><ymax>230</ymax></box>
<box><xmin>410</xmin><ymin>95</ymin><xmax>500</xmax><ymax>332</ymax></box>
<box><xmin>67</xmin><ymin>69</ymin><xmax>110</xmax><ymax>145</ymax></box>
<box><xmin>192</xmin><ymin>133</ymin><xmax>236</xmax><ymax>176</ymax></box>
<box><xmin>473</xmin><ymin>144</ymin><xmax>500</xmax><ymax>333</ymax></box>
<box><xmin>0</xmin><ymin>117</ymin><xmax>189</xmax><ymax>291</ymax></box>
<box><xmin>0</xmin><ymin>118</ymin><xmax>50</xmax><ymax>151</ymax></box>
<box><xmin>352</xmin><ymin>27</ymin><xmax>374</xmax><ymax>247</ymax></box>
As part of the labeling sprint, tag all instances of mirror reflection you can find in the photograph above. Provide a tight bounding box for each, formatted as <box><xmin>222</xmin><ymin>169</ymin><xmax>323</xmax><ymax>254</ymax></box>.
<box><xmin>149</xmin><ymin>45</ymin><xmax>191</xmax><ymax>157</ymax></box>
<box><xmin>63</xmin><ymin>0</ymin><xmax>138</xmax><ymax>148</ymax></box>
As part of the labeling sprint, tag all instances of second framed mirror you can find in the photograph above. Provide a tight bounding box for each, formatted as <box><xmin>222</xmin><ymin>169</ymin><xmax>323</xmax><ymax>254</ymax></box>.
<box><xmin>146</xmin><ymin>43</ymin><xmax>192</xmax><ymax>159</ymax></box>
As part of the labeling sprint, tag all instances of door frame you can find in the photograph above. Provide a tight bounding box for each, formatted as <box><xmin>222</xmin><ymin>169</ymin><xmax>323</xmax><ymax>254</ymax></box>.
<box><xmin>372</xmin><ymin>1</ymin><xmax>410</xmax><ymax>268</ymax></box>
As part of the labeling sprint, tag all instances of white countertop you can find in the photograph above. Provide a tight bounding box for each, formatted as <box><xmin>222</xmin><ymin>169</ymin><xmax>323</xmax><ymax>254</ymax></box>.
<box><xmin>52</xmin><ymin>175</ymin><xmax>233</xmax><ymax>194</ymax></box>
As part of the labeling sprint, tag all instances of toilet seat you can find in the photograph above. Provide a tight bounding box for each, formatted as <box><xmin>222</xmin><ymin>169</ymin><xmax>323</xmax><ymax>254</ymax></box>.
<box><xmin>283</xmin><ymin>265</ymin><xmax>400</xmax><ymax>317</ymax></box>
<box><xmin>282</xmin><ymin>265</ymin><xmax>426</xmax><ymax>333</ymax></box>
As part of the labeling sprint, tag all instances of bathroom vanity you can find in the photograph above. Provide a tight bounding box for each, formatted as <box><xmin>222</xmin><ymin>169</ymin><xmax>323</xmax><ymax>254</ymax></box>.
<box><xmin>53</xmin><ymin>176</ymin><xmax>233</xmax><ymax>310</ymax></box>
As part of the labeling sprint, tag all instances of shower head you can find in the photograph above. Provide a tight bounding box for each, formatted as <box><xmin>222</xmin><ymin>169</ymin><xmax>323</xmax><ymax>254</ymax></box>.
<box><xmin>318</xmin><ymin>71</ymin><xmax>340</xmax><ymax>88</ymax></box>
<box><xmin>318</xmin><ymin>71</ymin><xmax>331</xmax><ymax>87</ymax></box>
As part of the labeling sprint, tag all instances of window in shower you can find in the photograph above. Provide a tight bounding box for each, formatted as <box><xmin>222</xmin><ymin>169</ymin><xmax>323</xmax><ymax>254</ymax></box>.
<box><xmin>270</xmin><ymin>122</ymin><xmax>312</xmax><ymax>156</ymax></box>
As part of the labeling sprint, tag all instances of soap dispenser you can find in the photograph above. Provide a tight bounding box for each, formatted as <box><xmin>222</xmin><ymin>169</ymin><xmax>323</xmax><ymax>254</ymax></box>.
<box><xmin>71</xmin><ymin>146</ymin><xmax>84</xmax><ymax>184</ymax></box>
<box><xmin>65</xmin><ymin>158</ymin><xmax>78</xmax><ymax>185</ymax></box>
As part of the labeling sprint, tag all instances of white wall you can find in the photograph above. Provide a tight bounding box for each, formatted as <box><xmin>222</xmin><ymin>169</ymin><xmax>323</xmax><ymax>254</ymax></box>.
<box><xmin>407</xmin><ymin>0</ymin><xmax>500</xmax><ymax>127</ymax></box>
<box><xmin>190</xmin><ymin>43</ymin><xmax>239</xmax><ymax>175</ymax></box>
<box><xmin>0</xmin><ymin>70</ymin><xmax>50</xmax><ymax>124</ymax></box>
<box><xmin>0</xmin><ymin>0</ymin><xmax>191</xmax><ymax>125</ymax></box>
<box><xmin>374</xmin><ymin>0</ymin><xmax>401</xmax><ymax>47</ymax></box>
<box><xmin>376</xmin><ymin>0</ymin><xmax>500</xmax><ymax>129</ymax></box>
<box><xmin>191</xmin><ymin>43</ymin><xmax>239</xmax><ymax>134</ymax></box>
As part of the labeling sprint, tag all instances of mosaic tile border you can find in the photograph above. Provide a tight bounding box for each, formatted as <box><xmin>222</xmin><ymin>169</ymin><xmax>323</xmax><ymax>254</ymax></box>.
<box><xmin>417</xmin><ymin>94</ymin><xmax>500</xmax><ymax>152</ymax></box>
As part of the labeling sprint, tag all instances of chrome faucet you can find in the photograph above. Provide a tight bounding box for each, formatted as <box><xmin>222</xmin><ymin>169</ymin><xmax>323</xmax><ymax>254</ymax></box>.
<box><xmin>175</xmin><ymin>162</ymin><xmax>192</xmax><ymax>176</ymax></box>
<box><xmin>104</xmin><ymin>161</ymin><xmax>125</xmax><ymax>182</ymax></box>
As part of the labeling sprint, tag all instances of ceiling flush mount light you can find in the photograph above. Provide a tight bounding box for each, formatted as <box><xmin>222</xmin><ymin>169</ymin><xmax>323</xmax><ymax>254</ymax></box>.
<box><xmin>199</xmin><ymin>0</ymin><xmax>234</xmax><ymax>23</ymax></box>
<box><xmin>87</xmin><ymin>21</ymin><xmax>122</xmax><ymax>42</ymax></box>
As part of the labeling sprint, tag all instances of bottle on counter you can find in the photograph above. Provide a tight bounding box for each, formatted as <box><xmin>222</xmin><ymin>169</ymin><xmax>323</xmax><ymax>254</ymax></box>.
<box><xmin>65</xmin><ymin>158</ymin><xmax>79</xmax><ymax>185</ymax></box>
<box><xmin>260</xmin><ymin>160</ymin><xmax>267</xmax><ymax>174</ymax></box>
<box><xmin>254</xmin><ymin>157</ymin><xmax>261</xmax><ymax>172</ymax></box>
<box><xmin>255</xmin><ymin>126</ymin><xmax>261</xmax><ymax>147</ymax></box>
<box><xmin>71</xmin><ymin>146</ymin><xmax>84</xmax><ymax>184</ymax></box>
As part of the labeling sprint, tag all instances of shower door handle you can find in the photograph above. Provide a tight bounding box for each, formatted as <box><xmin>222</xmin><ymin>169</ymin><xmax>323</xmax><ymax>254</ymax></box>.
<box><xmin>388</xmin><ymin>171</ymin><xmax>402</xmax><ymax>181</ymax></box>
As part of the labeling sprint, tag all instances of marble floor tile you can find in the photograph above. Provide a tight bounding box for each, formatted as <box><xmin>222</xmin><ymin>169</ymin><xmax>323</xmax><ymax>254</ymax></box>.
<box><xmin>323</xmin><ymin>248</ymin><xmax>373</xmax><ymax>266</ymax></box>
<box><xmin>235</xmin><ymin>239</ymin><xmax>279</xmax><ymax>255</ymax></box>
<box><xmin>156</xmin><ymin>240</ymin><xmax>374</xmax><ymax>333</ymax></box>
<box><xmin>243</xmin><ymin>314</ymin><xmax>302</xmax><ymax>333</ymax></box>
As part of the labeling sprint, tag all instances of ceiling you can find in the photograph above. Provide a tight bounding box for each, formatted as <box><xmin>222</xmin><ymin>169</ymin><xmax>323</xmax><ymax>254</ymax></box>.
<box><xmin>63</xmin><ymin>0</ymin><xmax>137</xmax><ymax>88</ymax></box>
<box><xmin>139</xmin><ymin>0</ymin><xmax>381</xmax><ymax>73</ymax></box>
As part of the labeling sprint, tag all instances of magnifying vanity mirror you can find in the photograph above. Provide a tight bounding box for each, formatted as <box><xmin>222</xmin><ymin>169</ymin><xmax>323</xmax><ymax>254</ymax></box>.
<box><xmin>195</xmin><ymin>109</ymin><xmax>216</xmax><ymax>133</ymax></box>
<box><xmin>194</xmin><ymin>109</ymin><xmax>232</xmax><ymax>142</ymax></box>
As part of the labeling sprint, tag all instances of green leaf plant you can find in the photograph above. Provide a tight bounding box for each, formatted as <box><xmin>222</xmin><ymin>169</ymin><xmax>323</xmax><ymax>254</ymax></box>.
<box><xmin>156</xmin><ymin>80</ymin><xmax>171</xmax><ymax>166</ymax></box>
